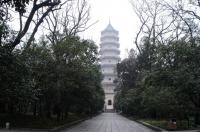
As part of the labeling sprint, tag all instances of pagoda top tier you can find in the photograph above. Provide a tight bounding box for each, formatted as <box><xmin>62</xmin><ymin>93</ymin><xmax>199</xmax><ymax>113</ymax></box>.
<box><xmin>101</xmin><ymin>21</ymin><xmax>118</xmax><ymax>34</ymax></box>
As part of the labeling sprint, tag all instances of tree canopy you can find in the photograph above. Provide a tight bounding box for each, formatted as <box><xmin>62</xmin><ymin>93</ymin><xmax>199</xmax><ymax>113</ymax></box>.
<box><xmin>0</xmin><ymin>0</ymin><xmax>104</xmax><ymax>122</ymax></box>
<box><xmin>115</xmin><ymin>0</ymin><xmax>200</xmax><ymax>125</ymax></box>
<box><xmin>0</xmin><ymin>0</ymin><xmax>31</xmax><ymax>13</ymax></box>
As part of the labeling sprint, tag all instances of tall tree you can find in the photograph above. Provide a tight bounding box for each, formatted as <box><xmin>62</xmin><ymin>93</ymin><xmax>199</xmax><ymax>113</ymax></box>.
<box><xmin>1</xmin><ymin>0</ymin><xmax>62</xmax><ymax>51</ymax></box>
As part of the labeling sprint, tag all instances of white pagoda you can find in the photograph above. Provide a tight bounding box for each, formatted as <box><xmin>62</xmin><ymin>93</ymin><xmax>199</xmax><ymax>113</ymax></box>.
<box><xmin>100</xmin><ymin>22</ymin><xmax>120</xmax><ymax>111</ymax></box>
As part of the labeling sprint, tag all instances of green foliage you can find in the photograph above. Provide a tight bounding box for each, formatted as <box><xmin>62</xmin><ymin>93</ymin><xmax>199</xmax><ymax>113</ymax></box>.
<box><xmin>0</xmin><ymin>48</ymin><xmax>32</xmax><ymax>113</ymax></box>
<box><xmin>141</xmin><ymin>119</ymin><xmax>198</xmax><ymax>130</ymax></box>
<box><xmin>0</xmin><ymin>35</ymin><xmax>104</xmax><ymax>122</ymax></box>
<box><xmin>115</xmin><ymin>39</ymin><xmax>200</xmax><ymax>123</ymax></box>
<box><xmin>0</xmin><ymin>0</ymin><xmax>31</xmax><ymax>13</ymax></box>
<box><xmin>0</xmin><ymin>113</ymin><xmax>86</xmax><ymax>129</ymax></box>
<box><xmin>0</xmin><ymin>9</ymin><xmax>9</xmax><ymax>46</ymax></box>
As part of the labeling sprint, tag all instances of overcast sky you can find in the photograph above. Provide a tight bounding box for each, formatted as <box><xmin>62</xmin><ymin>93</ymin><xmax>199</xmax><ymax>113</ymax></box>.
<box><xmin>81</xmin><ymin>0</ymin><xmax>140</xmax><ymax>58</ymax></box>
<box><xmin>11</xmin><ymin>0</ymin><xmax>140</xmax><ymax>58</ymax></box>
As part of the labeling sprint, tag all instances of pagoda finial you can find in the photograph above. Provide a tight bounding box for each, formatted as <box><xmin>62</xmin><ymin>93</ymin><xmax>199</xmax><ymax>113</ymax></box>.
<box><xmin>109</xmin><ymin>17</ymin><xmax>111</xmax><ymax>25</ymax></box>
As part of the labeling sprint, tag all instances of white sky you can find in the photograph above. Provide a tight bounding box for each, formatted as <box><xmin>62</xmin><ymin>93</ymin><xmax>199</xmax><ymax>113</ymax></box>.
<box><xmin>11</xmin><ymin>0</ymin><xmax>140</xmax><ymax>58</ymax></box>
<box><xmin>81</xmin><ymin>0</ymin><xmax>140</xmax><ymax>58</ymax></box>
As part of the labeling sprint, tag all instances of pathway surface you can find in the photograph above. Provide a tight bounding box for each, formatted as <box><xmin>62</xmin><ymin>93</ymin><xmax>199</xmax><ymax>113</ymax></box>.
<box><xmin>62</xmin><ymin>113</ymin><xmax>154</xmax><ymax>132</ymax></box>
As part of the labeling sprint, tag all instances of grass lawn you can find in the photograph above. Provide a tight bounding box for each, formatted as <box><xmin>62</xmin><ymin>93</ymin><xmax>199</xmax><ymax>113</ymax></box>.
<box><xmin>140</xmin><ymin>119</ymin><xmax>200</xmax><ymax>131</ymax></box>
<box><xmin>0</xmin><ymin>113</ymin><xmax>86</xmax><ymax>129</ymax></box>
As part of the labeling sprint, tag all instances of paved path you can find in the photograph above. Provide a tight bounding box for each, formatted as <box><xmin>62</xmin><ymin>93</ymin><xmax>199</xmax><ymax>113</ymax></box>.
<box><xmin>62</xmin><ymin>113</ymin><xmax>154</xmax><ymax>132</ymax></box>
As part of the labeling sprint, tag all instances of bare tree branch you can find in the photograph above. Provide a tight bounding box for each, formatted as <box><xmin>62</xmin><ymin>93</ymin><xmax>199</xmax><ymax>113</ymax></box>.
<box><xmin>19</xmin><ymin>12</ymin><xmax>23</xmax><ymax>32</ymax></box>
<box><xmin>25</xmin><ymin>6</ymin><xmax>55</xmax><ymax>50</ymax></box>
<box><xmin>9</xmin><ymin>0</ymin><xmax>61</xmax><ymax>51</ymax></box>
<box><xmin>134</xmin><ymin>17</ymin><xmax>149</xmax><ymax>54</ymax></box>
<box><xmin>44</xmin><ymin>0</ymin><xmax>92</xmax><ymax>44</ymax></box>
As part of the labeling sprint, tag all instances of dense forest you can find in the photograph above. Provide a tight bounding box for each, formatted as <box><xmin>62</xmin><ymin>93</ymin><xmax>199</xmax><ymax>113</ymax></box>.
<box><xmin>0</xmin><ymin>0</ymin><xmax>104</xmax><ymax>127</ymax></box>
<box><xmin>114</xmin><ymin>0</ymin><xmax>200</xmax><ymax>126</ymax></box>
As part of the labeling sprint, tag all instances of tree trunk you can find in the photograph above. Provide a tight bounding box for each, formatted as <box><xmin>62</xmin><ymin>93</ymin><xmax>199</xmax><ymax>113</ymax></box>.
<box><xmin>195</xmin><ymin>112</ymin><xmax>200</xmax><ymax>125</ymax></box>
<box><xmin>57</xmin><ymin>111</ymin><xmax>61</xmax><ymax>121</ymax></box>
<box><xmin>33</xmin><ymin>101</ymin><xmax>37</xmax><ymax>117</ymax></box>
<box><xmin>47</xmin><ymin>109</ymin><xmax>51</xmax><ymax>119</ymax></box>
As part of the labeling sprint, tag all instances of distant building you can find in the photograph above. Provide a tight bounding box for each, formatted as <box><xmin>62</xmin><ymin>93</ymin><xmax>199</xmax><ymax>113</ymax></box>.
<box><xmin>99</xmin><ymin>22</ymin><xmax>120</xmax><ymax>111</ymax></box>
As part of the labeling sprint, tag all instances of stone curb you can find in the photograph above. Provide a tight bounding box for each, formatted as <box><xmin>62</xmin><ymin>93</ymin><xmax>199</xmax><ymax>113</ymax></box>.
<box><xmin>137</xmin><ymin>121</ymin><xmax>200</xmax><ymax>132</ymax></box>
<box><xmin>120</xmin><ymin>114</ymin><xmax>200</xmax><ymax>132</ymax></box>
<box><xmin>119</xmin><ymin>113</ymin><xmax>164</xmax><ymax>131</ymax></box>
<box><xmin>162</xmin><ymin>130</ymin><xmax>200</xmax><ymax>132</ymax></box>
<box><xmin>50</xmin><ymin>117</ymin><xmax>90</xmax><ymax>132</ymax></box>
<box><xmin>0</xmin><ymin>117</ymin><xmax>90</xmax><ymax>132</ymax></box>
<box><xmin>137</xmin><ymin>120</ymin><xmax>165</xmax><ymax>132</ymax></box>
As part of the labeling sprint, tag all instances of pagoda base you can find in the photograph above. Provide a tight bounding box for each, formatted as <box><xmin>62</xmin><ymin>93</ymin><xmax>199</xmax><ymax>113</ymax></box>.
<box><xmin>104</xmin><ymin>109</ymin><xmax>115</xmax><ymax>113</ymax></box>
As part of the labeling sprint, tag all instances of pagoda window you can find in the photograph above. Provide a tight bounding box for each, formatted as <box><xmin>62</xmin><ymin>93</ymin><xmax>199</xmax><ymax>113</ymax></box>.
<box><xmin>108</xmin><ymin>100</ymin><xmax>112</xmax><ymax>105</ymax></box>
